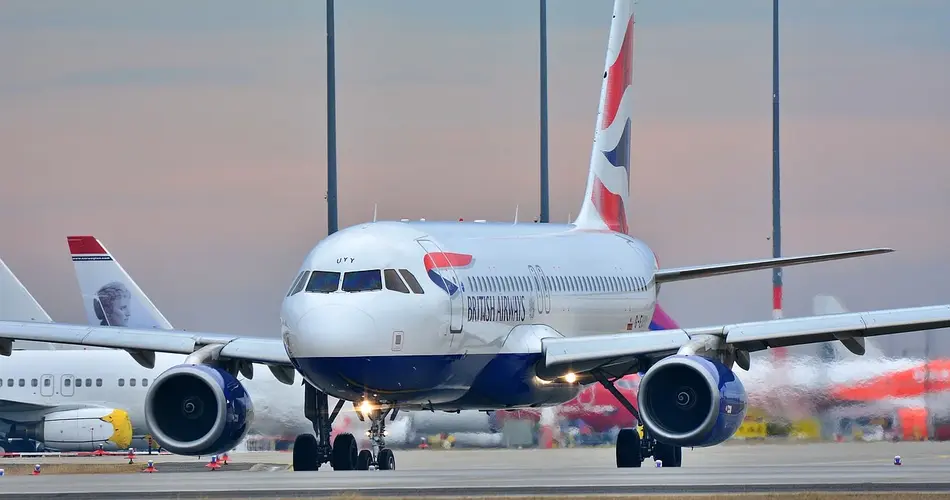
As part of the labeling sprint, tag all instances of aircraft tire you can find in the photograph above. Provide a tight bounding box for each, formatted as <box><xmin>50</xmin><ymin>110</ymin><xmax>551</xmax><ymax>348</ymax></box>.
<box><xmin>378</xmin><ymin>448</ymin><xmax>396</xmax><ymax>470</ymax></box>
<box><xmin>653</xmin><ymin>441</ymin><xmax>682</xmax><ymax>467</ymax></box>
<box><xmin>331</xmin><ymin>432</ymin><xmax>358</xmax><ymax>471</ymax></box>
<box><xmin>292</xmin><ymin>434</ymin><xmax>319</xmax><ymax>471</ymax></box>
<box><xmin>356</xmin><ymin>449</ymin><xmax>372</xmax><ymax>470</ymax></box>
<box><xmin>615</xmin><ymin>428</ymin><xmax>642</xmax><ymax>467</ymax></box>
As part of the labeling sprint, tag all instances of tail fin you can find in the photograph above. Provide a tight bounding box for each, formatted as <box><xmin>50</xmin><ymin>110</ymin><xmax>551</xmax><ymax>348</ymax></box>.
<box><xmin>66</xmin><ymin>236</ymin><xmax>173</xmax><ymax>330</ymax></box>
<box><xmin>574</xmin><ymin>0</ymin><xmax>635</xmax><ymax>233</ymax></box>
<box><xmin>0</xmin><ymin>257</ymin><xmax>53</xmax><ymax>323</ymax></box>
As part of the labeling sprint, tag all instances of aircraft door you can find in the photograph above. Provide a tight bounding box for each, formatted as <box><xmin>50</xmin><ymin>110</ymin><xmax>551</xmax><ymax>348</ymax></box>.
<box><xmin>61</xmin><ymin>374</ymin><xmax>74</xmax><ymax>397</ymax></box>
<box><xmin>535</xmin><ymin>266</ymin><xmax>552</xmax><ymax>314</ymax></box>
<box><xmin>527</xmin><ymin>266</ymin><xmax>544</xmax><ymax>316</ymax></box>
<box><xmin>40</xmin><ymin>374</ymin><xmax>53</xmax><ymax>397</ymax></box>
<box><xmin>416</xmin><ymin>239</ymin><xmax>464</xmax><ymax>334</ymax></box>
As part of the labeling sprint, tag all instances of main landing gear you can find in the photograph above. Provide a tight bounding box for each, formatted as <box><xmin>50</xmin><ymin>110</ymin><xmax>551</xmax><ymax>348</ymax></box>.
<box><xmin>292</xmin><ymin>383</ymin><xmax>397</xmax><ymax>472</ymax></box>
<box><xmin>593</xmin><ymin>372</ymin><xmax>683</xmax><ymax>468</ymax></box>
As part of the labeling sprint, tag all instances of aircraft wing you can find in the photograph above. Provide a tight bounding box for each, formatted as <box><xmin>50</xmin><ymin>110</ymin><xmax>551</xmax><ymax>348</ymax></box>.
<box><xmin>541</xmin><ymin>304</ymin><xmax>950</xmax><ymax>377</ymax></box>
<box><xmin>654</xmin><ymin>248</ymin><xmax>892</xmax><ymax>284</ymax></box>
<box><xmin>0</xmin><ymin>321</ymin><xmax>290</xmax><ymax>366</ymax></box>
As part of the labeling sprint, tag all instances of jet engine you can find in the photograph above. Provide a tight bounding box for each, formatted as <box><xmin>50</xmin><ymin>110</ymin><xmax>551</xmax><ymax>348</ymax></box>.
<box><xmin>143</xmin><ymin>363</ymin><xmax>254</xmax><ymax>455</ymax></box>
<box><xmin>6</xmin><ymin>408</ymin><xmax>133</xmax><ymax>451</ymax></box>
<box><xmin>636</xmin><ymin>355</ymin><xmax>747</xmax><ymax>447</ymax></box>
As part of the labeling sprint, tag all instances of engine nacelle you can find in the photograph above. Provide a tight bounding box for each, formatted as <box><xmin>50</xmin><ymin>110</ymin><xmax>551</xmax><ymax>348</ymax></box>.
<box><xmin>7</xmin><ymin>408</ymin><xmax>133</xmax><ymax>451</ymax></box>
<box><xmin>144</xmin><ymin>363</ymin><xmax>254</xmax><ymax>456</ymax></box>
<box><xmin>636</xmin><ymin>355</ymin><xmax>747</xmax><ymax>448</ymax></box>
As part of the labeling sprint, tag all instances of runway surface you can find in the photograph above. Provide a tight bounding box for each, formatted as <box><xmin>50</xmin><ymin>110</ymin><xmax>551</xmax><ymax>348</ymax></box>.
<box><xmin>3</xmin><ymin>442</ymin><xmax>950</xmax><ymax>498</ymax></box>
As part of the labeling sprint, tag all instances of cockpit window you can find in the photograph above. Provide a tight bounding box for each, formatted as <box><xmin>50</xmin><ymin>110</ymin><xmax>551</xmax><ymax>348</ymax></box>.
<box><xmin>306</xmin><ymin>271</ymin><xmax>341</xmax><ymax>293</ymax></box>
<box><xmin>342</xmin><ymin>270</ymin><xmax>383</xmax><ymax>292</ymax></box>
<box><xmin>398</xmin><ymin>269</ymin><xmax>424</xmax><ymax>294</ymax></box>
<box><xmin>287</xmin><ymin>271</ymin><xmax>307</xmax><ymax>297</ymax></box>
<box><xmin>290</xmin><ymin>271</ymin><xmax>311</xmax><ymax>296</ymax></box>
<box><xmin>384</xmin><ymin>269</ymin><xmax>410</xmax><ymax>294</ymax></box>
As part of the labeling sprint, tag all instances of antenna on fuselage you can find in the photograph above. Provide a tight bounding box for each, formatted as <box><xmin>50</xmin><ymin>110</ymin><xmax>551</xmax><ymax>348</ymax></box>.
<box><xmin>513</xmin><ymin>205</ymin><xmax>519</xmax><ymax>224</ymax></box>
<box><xmin>373</xmin><ymin>203</ymin><xmax>378</xmax><ymax>223</ymax></box>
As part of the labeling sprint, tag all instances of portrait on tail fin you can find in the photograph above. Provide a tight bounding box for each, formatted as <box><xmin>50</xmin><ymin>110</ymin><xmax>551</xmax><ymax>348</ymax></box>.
<box><xmin>93</xmin><ymin>281</ymin><xmax>131</xmax><ymax>327</ymax></box>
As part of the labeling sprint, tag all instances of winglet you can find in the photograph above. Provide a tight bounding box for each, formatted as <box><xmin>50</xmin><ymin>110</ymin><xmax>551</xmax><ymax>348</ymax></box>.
<box><xmin>654</xmin><ymin>248</ymin><xmax>893</xmax><ymax>284</ymax></box>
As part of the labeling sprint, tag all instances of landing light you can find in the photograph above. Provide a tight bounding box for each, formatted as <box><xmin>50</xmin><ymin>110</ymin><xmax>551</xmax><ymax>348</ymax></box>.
<box><xmin>564</xmin><ymin>372</ymin><xmax>577</xmax><ymax>384</ymax></box>
<box><xmin>359</xmin><ymin>400</ymin><xmax>373</xmax><ymax>416</ymax></box>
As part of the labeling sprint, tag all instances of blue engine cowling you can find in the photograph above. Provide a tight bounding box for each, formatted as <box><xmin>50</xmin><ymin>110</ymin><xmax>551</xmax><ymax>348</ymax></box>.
<box><xmin>143</xmin><ymin>364</ymin><xmax>254</xmax><ymax>456</ymax></box>
<box><xmin>636</xmin><ymin>355</ymin><xmax>747</xmax><ymax>447</ymax></box>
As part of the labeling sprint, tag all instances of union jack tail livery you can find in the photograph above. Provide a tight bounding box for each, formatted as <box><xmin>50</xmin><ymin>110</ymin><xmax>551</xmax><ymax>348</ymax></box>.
<box><xmin>574</xmin><ymin>1</ymin><xmax>635</xmax><ymax>234</ymax></box>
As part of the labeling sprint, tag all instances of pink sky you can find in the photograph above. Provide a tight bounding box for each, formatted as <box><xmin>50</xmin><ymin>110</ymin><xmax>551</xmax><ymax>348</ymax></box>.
<box><xmin>1</xmin><ymin>0</ymin><xmax>948</xmax><ymax>357</ymax></box>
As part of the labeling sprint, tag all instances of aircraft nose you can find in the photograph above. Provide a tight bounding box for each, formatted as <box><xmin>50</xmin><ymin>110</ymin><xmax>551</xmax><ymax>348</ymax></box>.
<box><xmin>293</xmin><ymin>304</ymin><xmax>378</xmax><ymax>358</ymax></box>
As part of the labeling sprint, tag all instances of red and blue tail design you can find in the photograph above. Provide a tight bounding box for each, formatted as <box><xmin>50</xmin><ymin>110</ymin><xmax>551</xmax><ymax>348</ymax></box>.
<box><xmin>423</xmin><ymin>252</ymin><xmax>473</xmax><ymax>296</ymax></box>
<box><xmin>575</xmin><ymin>0</ymin><xmax>635</xmax><ymax>234</ymax></box>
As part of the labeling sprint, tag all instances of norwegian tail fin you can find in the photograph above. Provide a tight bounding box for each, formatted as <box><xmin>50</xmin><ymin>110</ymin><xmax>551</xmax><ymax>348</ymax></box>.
<box><xmin>66</xmin><ymin>236</ymin><xmax>173</xmax><ymax>330</ymax></box>
<box><xmin>0</xmin><ymin>257</ymin><xmax>53</xmax><ymax>323</ymax></box>
<box><xmin>574</xmin><ymin>0</ymin><xmax>635</xmax><ymax>233</ymax></box>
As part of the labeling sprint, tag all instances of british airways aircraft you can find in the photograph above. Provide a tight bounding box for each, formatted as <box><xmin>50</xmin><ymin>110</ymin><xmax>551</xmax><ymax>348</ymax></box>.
<box><xmin>2</xmin><ymin>0</ymin><xmax>950</xmax><ymax>471</ymax></box>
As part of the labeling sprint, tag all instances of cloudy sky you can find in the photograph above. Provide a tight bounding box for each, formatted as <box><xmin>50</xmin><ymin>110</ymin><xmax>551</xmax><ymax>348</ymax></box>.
<box><xmin>1</xmin><ymin>0</ymin><xmax>948</xmax><ymax>359</ymax></box>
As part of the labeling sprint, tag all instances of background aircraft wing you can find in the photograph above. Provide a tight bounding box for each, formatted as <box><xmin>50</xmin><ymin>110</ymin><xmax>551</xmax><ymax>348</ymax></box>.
<box><xmin>541</xmin><ymin>304</ymin><xmax>950</xmax><ymax>377</ymax></box>
<box><xmin>0</xmin><ymin>320</ymin><xmax>290</xmax><ymax>366</ymax></box>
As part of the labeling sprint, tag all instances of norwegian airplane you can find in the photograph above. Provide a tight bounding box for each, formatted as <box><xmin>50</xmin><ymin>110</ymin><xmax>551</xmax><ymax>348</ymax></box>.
<box><xmin>0</xmin><ymin>257</ymin><xmax>134</xmax><ymax>453</ymax></box>
<box><xmin>2</xmin><ymin>0</ymin><xmax>950</xmax><ymax>471</ymax></box>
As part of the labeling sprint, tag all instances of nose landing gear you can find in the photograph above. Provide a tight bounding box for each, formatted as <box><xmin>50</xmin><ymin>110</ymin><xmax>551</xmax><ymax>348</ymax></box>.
<box><xmin>291</xmin><ymin>383</ymin><xmax>398</xmax><ymax>472</ymax></box>
<box><xmin>356</xmin><ymin>407</ymin><xmax>396</xmax><ymax>471</ymax></box>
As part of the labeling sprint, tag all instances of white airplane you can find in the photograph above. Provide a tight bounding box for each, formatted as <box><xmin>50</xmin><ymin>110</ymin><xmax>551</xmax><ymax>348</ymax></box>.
<box><xmin>3</xmin><ymin>0</ymin><xmax>950</xmax><ymax>471</ymax></box>
<box><xmin>0</xmin><ymin>257</ymin><xmax>133</xmax><ymax>453</ymax></box>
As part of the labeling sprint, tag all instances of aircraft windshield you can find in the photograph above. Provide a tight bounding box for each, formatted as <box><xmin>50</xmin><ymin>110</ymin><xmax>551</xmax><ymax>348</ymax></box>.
<box><xmin>305</xmin><ymin>271</ymin><xmax>341</xmax><ymax>293</ymax></box>
<box><xmin>398</xmin><ymin>269</ymin><xmax>424</xmax><ymax>294</ymax></box>
<box><xmin>342</xmin><ymin>270</ymin><xmax>383</xmax><ymax>292</ymax></box>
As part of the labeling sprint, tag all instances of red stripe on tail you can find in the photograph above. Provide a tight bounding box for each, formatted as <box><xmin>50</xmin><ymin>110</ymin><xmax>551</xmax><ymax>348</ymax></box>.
<box><xmin>67</xmin><ymin>236</ymin><xmax>106</xmax><ymax>255</ymax></box>
<box><xmin>601</xmin><ymin>16</ymin><xmax>634</xmax><ymax>131</ymax></box>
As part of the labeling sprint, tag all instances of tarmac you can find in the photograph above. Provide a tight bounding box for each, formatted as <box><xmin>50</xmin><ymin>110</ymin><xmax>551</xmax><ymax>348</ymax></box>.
<box><xmin>1</xmin><ymin>441</ymin><xmax>949</xmax><ymax>498</ymax></box>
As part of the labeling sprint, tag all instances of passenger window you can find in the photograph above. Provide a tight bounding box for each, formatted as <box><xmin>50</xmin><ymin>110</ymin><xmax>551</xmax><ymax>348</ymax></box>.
<box><xmin>130</xmin><ymin>378</ymin><xmax>137</xmax><ymax>387</ymax></box>
<box><xmin>384</xmin><ymin>269</ymin><xmax>411</xmax><ymax>294</ymax></box>
<box><xmin>86</xmin><ymin>378</ymin><xmax>92</xmax><ymax>387</ymax></box>
<box><xmin>31</xmin><ymin>378</ymin><xmax>38</xmax><ymax>387</ymax></box>
<box><xmin>18</xmin><ymin>379</ymin><xmax>25</xmax><ymax>387</ymax></box>
<box><xmin>64</xmin><ymin>378</ymin><xmax>71</xmax><ymax>387</ymax></box>
<box><xmin>143</xmin><ymin>379</ymin><xmax>148</xmax><ymax>387</ymax></box>
<box><xmin>342</xmin><ymin>270</ymin><xmax>382</xmax><ymax>292</ymax></box>
<box><xmin>306</xmin><ymin>271</ymin><xmax>341</xmax><ymax>293</ymax></box>
<box><xmin>43</xmin><ymin>378</ymin><xmax>50</xmax><ymax>387</ymax></box>
<box><xmin>286</xmin><ymin>271</ymin><xmax>306</xmax><ymax>297</ymax></box>
<box><xmin>7</xmin><ymin>379</ymin><xmax>13</xmax><ymax>387</ymax></box>
<box><xmin>291</xmin><ymin>270</ymin><xmax>311</xmax><ymax>296</ymax></box>
<box><xmin>75</xmin><ymin>378</ymin><xmax>82</xmax><ymax>387</ymax></box>
<box><xmin>118</xmin><ymin>378</ymin><xmax>125</xmax><ymax>387</ymax></box>
<box><xmin>398</xmin><ymin>269</ymin><xmax>425</xmax><ymax>294</ymax></box>
<box><xmin>96</xmin><ymin>378</ymin><xmax>103</xmax><ymax>387</ymax></box>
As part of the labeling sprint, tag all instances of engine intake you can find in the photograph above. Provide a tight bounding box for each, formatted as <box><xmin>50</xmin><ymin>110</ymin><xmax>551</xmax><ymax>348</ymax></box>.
<box><xmin>144</xmin><ymin>364</ymin><xmax>254</xmax><ymax>455</ymax></box>
<box><xmin>636</xmin><ymin>355</ymin><xmax>747</xmax><ymax>447</ymax></box>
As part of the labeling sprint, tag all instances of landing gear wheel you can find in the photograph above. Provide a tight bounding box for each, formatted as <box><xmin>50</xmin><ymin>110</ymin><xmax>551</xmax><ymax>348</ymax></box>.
<box><xmin>292</xmin><ymin>434</ymin><xmax>319</xmax><ymax>471</ymax></box>
<box><xmin>377</xmin><ymin>448</ymin><xmax>395</xmax><ymax>470</ymax></box>
<box><xmin>653</xmin><ymin>441</ymin><xmax>682</xmax><ymax>467</ymax></box>
<box><xmin>616</xmin><ymin>428</ymin><xmax>642</xmax><ymax>468</ymax></box>
<box><xmin>356</xmin><ymin>449</ymin><xmax>372</xmax><ymax>470</ymax></box>
<box><xmin>331</xmin><ymin>432</ymin><xmax>358</xmax><ymax>470</ymax></box>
